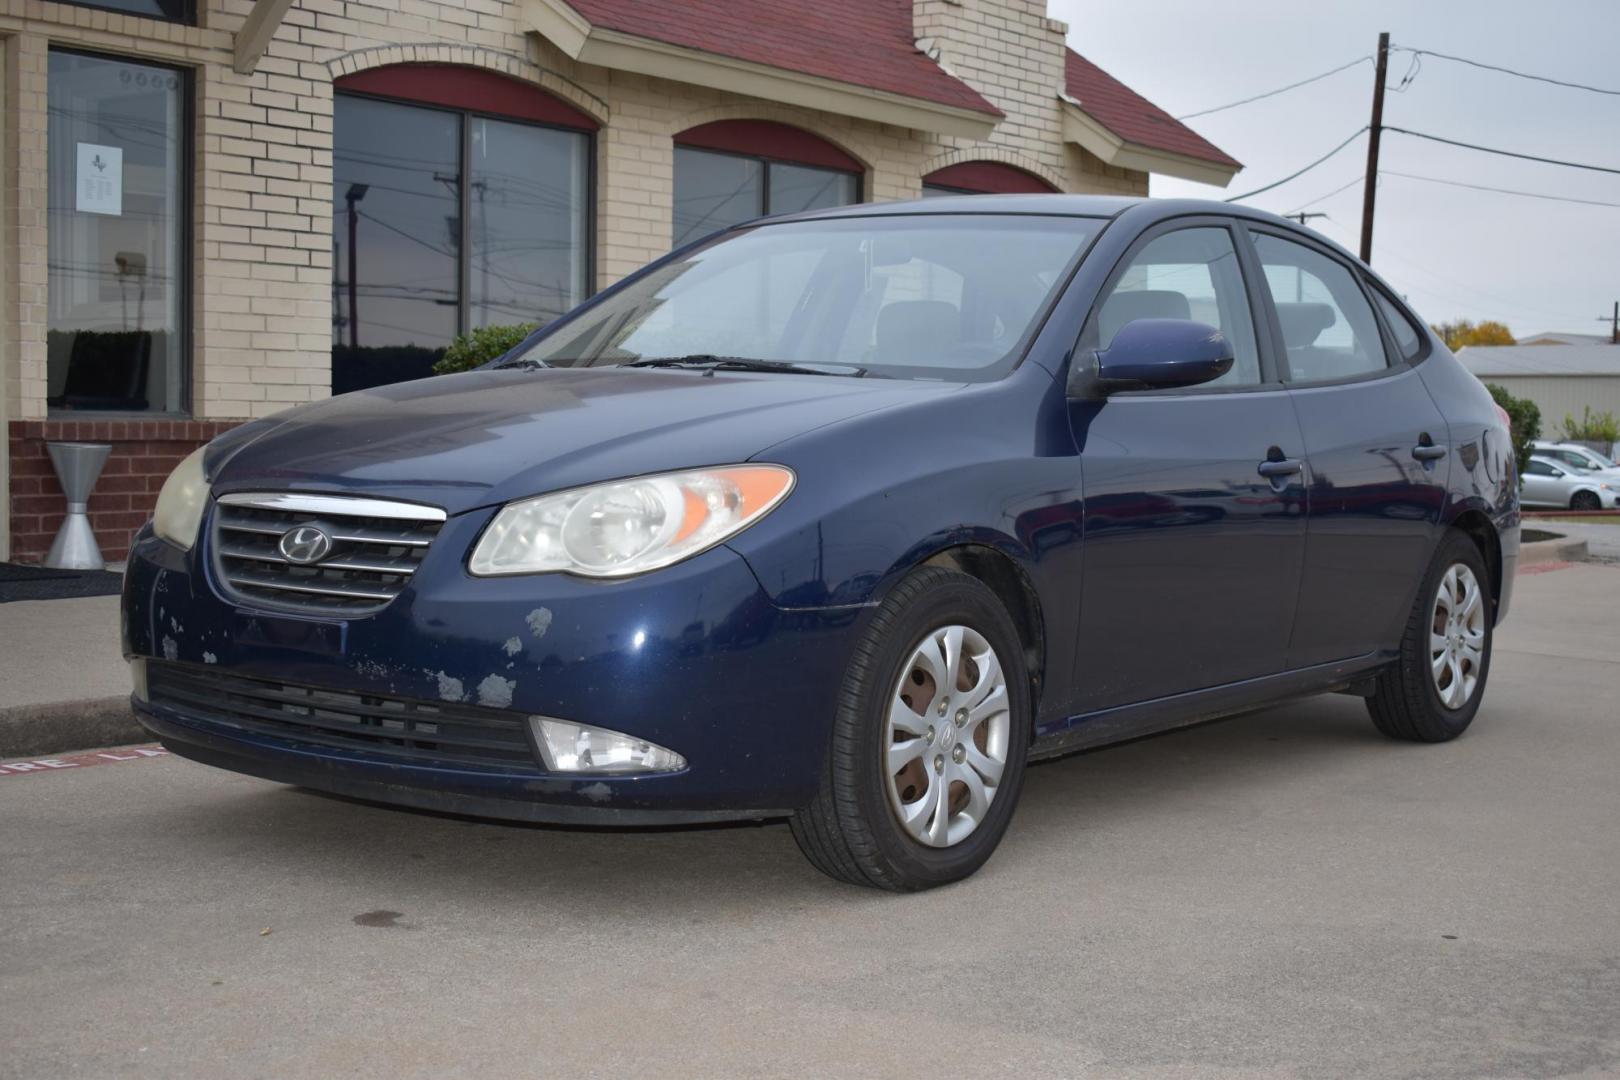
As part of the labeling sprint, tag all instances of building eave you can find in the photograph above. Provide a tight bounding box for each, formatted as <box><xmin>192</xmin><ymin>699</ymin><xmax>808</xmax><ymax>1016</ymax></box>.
<box><xmin>522</xmin><ymin>0</ymin><xmax>1000</xmax><ymax>139</ymax></box>
<box><xmin>1060</xmin><ymin>97</ymin><xmax>1239</xmax><ymax>187</ymax></box>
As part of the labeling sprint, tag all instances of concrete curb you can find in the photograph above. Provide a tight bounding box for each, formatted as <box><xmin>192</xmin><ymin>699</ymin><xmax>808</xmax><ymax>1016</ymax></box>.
<box><xmin>1519</xmin><ymin>535</ymin><xmax>1589</xmax><ymax>567</ymax></box>
<box><xmin>0</xmin><ymin>697</ymin><xmax>144</xmax><ymax>759</ymax></box>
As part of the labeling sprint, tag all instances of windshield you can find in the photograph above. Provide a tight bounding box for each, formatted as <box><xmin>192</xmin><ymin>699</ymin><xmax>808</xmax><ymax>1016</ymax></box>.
<box><xmin>509</xmin><ymin>214</ymin><xmax>1103</xmax><ymax>381</ymax></box>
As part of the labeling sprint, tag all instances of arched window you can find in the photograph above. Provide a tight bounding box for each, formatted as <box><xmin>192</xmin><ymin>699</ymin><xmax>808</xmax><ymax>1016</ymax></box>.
<box><xmin>922</xmin><ymin>161</ymin><xmax>1058</xmax><ymax>197</ymax></box>
<box><xmin>331</xmin><ymin>65</ymin><xmax>597</xmax><ymax>392</ymax></box>
<box><xmin>673</xmin><ymin>121</ymin><xmax>862</xmax><ymax>246</ymax></box>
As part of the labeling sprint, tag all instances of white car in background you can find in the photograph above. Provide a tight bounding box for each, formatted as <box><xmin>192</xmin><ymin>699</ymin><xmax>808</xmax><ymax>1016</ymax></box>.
<box><xmin>1531</xmin><ymin>440</ymin><xmax>1620</xmax><ymax>479</ymax></box>
<box><xmin>1522</xmin><ymin>455</ymin><xmax>1620</xmax><ymax>510</ymax></box>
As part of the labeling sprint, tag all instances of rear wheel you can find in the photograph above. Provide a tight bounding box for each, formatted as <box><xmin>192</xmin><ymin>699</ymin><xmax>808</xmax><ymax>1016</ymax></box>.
<box><xmin>1570</xmin><ymin>490</ymin><xmax>1601</xmax><ymax>511</ymax></box>
<box><xmin>790</xmin><ymin>567</ymin><xmax>1030</xmax><ymax>890</ymax></box>
<box><xmin>1366</xmin><ymin>531</ymin><xmax>1493</xmax><ymax>742</ymax></box>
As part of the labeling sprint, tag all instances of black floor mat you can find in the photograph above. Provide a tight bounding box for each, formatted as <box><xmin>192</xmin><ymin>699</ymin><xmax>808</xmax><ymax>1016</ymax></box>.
<box><xmin>0</xmin><ymin>562</ymin><xmax>124</xmax><ymax>603</ymax></box>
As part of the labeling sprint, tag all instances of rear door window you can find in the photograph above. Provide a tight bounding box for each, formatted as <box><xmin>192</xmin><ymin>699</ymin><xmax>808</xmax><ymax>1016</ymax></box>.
<box><xmin>1252</xmin><ymin>233</ymin><xmax>1389</xmax><ymax>382</ymax></box>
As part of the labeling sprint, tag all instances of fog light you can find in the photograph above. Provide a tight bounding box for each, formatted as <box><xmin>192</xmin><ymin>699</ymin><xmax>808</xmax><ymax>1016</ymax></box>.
<box><xmin>130</xmin><ymin>658</ymin><xmax>149</xmax><ymax>703</ymax></box>
<box><xmin>529</xmin><ymin>717</ymin><xmax>685</xmax><ymax>774</ymax></box>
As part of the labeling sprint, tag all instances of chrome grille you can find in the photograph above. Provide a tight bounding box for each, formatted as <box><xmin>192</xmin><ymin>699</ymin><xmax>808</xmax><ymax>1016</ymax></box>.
<box><xmin>147</xmin><ymin>661</ymin><xmax>539</xmax><ymax>771</ymax></box>
<box><xmin>211</xmin><ymin>492</ymin><xmax>446</xmax><ymax>614</ymax></box>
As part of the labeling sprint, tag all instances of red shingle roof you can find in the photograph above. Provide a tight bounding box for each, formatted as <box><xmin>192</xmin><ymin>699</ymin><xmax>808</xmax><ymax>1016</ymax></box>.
<box><xmin>1064</xmin><ymin>50</ymin><xmax>1240</xmax><ymax>169</ymax></box>
<box><xmin>567</xmin><ymin>0</ymin><xmax>1001</xmax><ymax>117</ymax></box>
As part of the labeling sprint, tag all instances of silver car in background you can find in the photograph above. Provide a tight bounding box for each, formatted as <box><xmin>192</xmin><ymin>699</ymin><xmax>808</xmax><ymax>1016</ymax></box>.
<box><xmin>1531</xmin><ymin>440</ymin><xmax>1620</xmax><ymax>479</ymax></box>
<box><xmin>1522</xmin><ymin>455</ymin><xmax>1620</xmax><ymax>510</ymax></box>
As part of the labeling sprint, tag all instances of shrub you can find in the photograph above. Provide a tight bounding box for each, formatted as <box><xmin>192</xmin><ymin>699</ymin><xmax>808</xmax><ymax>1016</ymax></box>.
<box><xmin>432</xmin><ymin>322</ymin><xmax>538</xmax><ymax>376</ymax></box>
<box><xmin>1559</xmin><ymin>406</ymin><xmax>1620</xmax><ymax>445</ymax></box>
<box><xmin>1485</xmin><ymin>383</ymin><xmax>1541</xmax><ymax>475</ymax></box>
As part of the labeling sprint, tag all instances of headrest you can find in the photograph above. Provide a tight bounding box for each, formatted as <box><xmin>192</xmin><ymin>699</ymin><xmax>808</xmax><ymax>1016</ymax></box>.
<box><xmin>1276</xmin><ymin>302</ymin><xmax>1337</xmax><ymax>348</ymax></box>
<box><xmin>875</xmin><ymin>301</ymin><xmax>961</xmax><ymax>363</ymax></box>
<box><xmin>1099</xmin><ymin>289</ymin><xmax>1192</xmax><ymax>344</ymax></box>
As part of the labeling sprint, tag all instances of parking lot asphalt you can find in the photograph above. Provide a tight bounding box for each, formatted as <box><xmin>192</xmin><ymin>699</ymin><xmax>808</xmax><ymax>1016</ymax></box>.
<box><xmin>3</xmin><ymin>562</ymin><xmax>1618</xmax><ymax>1080</ymax></box>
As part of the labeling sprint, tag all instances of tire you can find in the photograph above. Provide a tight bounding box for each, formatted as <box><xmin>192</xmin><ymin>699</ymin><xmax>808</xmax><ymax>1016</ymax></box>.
<box><xmin>1570</xmin><ymin>490</ymin><xmax>1601</xmax><ymax>511</ymax></box>
<box><xmin>790</xmin><ymin>566</ymin><xmax>1032</xmax><ymax>890</ymax></box>
<box><xmin>1366</xmin><ymin>530</ymin><xmax>1493</xmax><ymax>742</ymax></box>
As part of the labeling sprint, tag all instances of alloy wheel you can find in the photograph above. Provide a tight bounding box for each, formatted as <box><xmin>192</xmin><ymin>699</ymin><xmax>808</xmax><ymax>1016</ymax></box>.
<box><xmin>884</xmin><ymin>624</ymin><xmax>1011</xmax><ymax>847</ymax></box>
<box><xmin>1430</xmin><ymin>563</ymin><xmax>1486</xmax><ymax>710</ymax></box>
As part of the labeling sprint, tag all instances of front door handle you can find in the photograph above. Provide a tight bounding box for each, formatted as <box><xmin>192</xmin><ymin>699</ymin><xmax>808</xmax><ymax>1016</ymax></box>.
<box><xmin>1257</xmin><ymin>458</ymin><xmax>1303</xmax><ymax>479</ymax></box>
<box><xmin>1412</xmin><ymin>443</ymin><xmax>1449</xmax><ymax>462</ymax></box>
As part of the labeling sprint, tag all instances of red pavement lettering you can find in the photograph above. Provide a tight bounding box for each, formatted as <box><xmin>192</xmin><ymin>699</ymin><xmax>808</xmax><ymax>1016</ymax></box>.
<box><xmin>1519</xmin><ymin>562</ymin><xmax>1572</xmax><ymax>576</ymax></box>
<box><xmin>0</xmin><ymin>745</ymin><xmax>168</xmax><ymax>778</ymax></box>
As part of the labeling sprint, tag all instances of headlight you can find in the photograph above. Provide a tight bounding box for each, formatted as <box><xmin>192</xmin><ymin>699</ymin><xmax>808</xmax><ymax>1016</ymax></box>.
<box><xmin>469</xmin><ymin>465</ymin><xmax>794</xmax><ymax>578</ymax></box>
<box><xmin>153</xmin><ymin>446</ymin><xmax>210</xmax><ymax>551</ymax></box>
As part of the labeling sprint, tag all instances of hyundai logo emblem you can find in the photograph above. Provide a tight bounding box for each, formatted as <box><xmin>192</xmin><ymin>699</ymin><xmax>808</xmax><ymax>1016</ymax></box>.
<box><xmin>278</xmin><ymin>525</ymin><xmax>333</xmax><ymax>565</ymax></box>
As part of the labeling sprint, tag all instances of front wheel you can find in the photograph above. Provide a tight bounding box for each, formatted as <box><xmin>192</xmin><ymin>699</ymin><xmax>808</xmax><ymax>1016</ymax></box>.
<box><xmin>790</xmin><ymin>567</ymin><xmax>1031</xmax><ymax>890</ymax></box>
<box><xmin>1570</xmin><ymin>490</ymin><xmax>1601</xmax><ymax>511</ymax></box>
<box><xmin>1366</xmin><ymin>531</ymin><xmax>1493</xmax><ymax>742</ymax></box>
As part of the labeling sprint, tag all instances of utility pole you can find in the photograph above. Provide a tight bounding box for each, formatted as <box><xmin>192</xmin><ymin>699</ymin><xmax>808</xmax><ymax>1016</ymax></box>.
<box><xmin>344</xmin><ymin>184</ymin><xmax>368</xmax><ymax>349</ymax></box>
<box><xmin>1359</xmin><ymin>32</ymin><xmax>1390</xmax><ymax>265</ymax></box>
<box><xmin>1603</xmin><ymin>301</ymin><xmax>1619</xmax><ymax>344</ymax></box>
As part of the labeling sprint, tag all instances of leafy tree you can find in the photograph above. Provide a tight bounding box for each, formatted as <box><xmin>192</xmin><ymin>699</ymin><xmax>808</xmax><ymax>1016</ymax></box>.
<box><xmin>1560</xmin><ymin>406</ymin><xmax>1620</xmax><ymax>444</ymax></box>
<box><xmin>1431</xmin><ymin>319</ymin><xmax>1516</xmax><ymax>351</ymax></box>
<box><xmin>432</xmin><ymin>322</ymin><xmax>538</xmax><ymax>376</ymax></box>
<box><xmin>1486</xmin><ymin>383</ymin><xmax>1541</xmax><ymax>475</ymax></box>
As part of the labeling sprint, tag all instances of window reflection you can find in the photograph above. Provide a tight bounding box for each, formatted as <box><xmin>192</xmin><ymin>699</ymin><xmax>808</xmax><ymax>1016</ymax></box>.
<box><xmin>673</xmin><ymin>147</ymin><xmax>858</xmax><ymax>246</ymax></box>
<box><xmin>332</xmin><ymin>93</ymin><xmax>589</xmax><ymax>393</ymax></box>
<box><xmin>47</xmin><ymin>50</ymin><xmax>186</xmax><ymax>414</ymax></box>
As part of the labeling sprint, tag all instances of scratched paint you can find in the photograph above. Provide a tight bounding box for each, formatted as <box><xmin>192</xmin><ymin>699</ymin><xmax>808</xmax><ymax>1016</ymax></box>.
<box><xmin>525</xmin><ymin>608</ymin><xmax>553</xmax><ymax>638</ymax></box>
<box><xmin>476</xmin><ymin>674</ymin><xmax>516</xmax><ymax>708</ymax></box>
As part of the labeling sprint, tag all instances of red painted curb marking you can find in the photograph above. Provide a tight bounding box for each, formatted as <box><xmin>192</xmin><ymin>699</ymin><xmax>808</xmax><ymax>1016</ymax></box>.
<box><xmin>0</xmin><ymin>744</ymin><xmax>168</xmax><ymax>778</ymax></box>
<box><xmin>1519</xmin><ymin>561</ymin><xmax>1573</xmax><ymax>576</ymax></box>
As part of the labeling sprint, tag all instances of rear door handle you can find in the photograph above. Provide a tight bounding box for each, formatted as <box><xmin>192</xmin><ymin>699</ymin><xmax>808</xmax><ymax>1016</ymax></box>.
<box><xmin>1412</xmin><ymin>443</ymin><xmax>1449</xmax><ymax>462</ymax></box>
<box><xmin>1257</xmin><ymin>458</ymin><xmax>1303</xmax><ymax>478</ymax></box>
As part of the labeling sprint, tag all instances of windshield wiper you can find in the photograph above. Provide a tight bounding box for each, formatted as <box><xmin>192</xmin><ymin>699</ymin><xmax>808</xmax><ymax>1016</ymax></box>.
<box><xmin>625</xmin><ymin>355</ymin><xmax>866</xmax><ymax>377</ymax></box>
<box><xmin>491</xmin><ymin>356</ymin><xmax>549</xmax><ymax>370</ymax></box>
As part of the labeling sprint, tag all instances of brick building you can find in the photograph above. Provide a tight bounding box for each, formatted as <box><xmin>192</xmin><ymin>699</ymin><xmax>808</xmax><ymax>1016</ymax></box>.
<box><xmin>0</xmin><ymin>0</ymin><xmax>1236</xmax><ymax>563</ymax></box>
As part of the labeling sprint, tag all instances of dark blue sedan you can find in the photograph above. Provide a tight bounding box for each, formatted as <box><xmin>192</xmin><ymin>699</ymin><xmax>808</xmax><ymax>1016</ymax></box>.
<box><xmin>123</xmin><ymin>196</ymin><xmax>1519</xmax><ymax>890</ymax></box>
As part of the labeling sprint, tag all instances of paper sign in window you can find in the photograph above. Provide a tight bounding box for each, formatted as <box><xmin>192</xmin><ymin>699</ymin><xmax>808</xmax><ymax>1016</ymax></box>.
<box><xmin>75</xmin><ymin>143</ymin><xmax>123</xmax><ymax>216</ymax></box>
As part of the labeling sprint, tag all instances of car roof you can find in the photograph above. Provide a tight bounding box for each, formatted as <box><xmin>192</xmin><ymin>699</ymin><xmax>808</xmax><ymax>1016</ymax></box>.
<box><xmin>778</xmin><ymin>193</ymin><xmax>1297</xmax><ymax>229</ymax></box>
<box><xmin>765</xmin><ymin>193</ymin><xmax>1369</xmax><ymax>276</ymax></box>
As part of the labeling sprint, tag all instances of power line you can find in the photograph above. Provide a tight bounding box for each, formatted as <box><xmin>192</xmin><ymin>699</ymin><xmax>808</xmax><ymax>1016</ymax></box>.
<box><xmin>1392</xmin><ymin>45</ymin><xmax>1620</xmax><ymax>98</ymax></box>
<box><xmin>1175</xmin><ymin>55</ymin><xmax>1372</xmax><ymax>120</ymax></box>
<box><xmin>1383</xmin><ymin>126</ymin><xmax>1620</xmax><ymax>176</ymax></box>
<box><xmin>1281</xmin><ymin>175</ymin><xmax>1365</xmax><ymax>216</ymax></box>
<box><xmin>1382</xmin><ymin>170</ymin><xmax>1620</xmax><ymax>209</ymax></box>
<box><xmin>1224</xmin><ymin>127</ymin><xmax>1367</xmax><ymax>203</ymax></box>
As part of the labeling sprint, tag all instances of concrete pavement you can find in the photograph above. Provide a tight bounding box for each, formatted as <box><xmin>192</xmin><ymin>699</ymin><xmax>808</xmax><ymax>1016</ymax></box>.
<box><xmin>0</xmin><ymin>593</ymin><xmax>141</xmax><ymax>757</ymax></box>
<box><xmin>3</xmin><ymin>563</ymin><xmax>1619</xmax><ymax>1079</ymax></box>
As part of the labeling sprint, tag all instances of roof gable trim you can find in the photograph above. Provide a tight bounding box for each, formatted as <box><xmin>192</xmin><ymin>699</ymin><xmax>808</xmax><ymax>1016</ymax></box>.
<box><xmin>523</xmin><ymin>0</ymin><xmax>1000</xmax><ymax>138</ymax></box>
<box><xmin>1060</xmin><ymin>96</ymin><xmax>1239</xmax><ymax>187</ymax></box>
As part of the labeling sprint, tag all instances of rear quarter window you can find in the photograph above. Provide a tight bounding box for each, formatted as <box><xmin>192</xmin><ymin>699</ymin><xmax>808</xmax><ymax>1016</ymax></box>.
<box><xmin>1371</xmin><ymin>286</ymin><xmax>1425</xmax><ymax>362</ymax></box>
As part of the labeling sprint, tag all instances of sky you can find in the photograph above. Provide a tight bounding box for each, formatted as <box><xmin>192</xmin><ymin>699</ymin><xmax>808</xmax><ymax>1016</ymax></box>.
<box><xmin>1050</xmin><ymin>0</ymin><xmax>1619</xmax><ymax>339</ymax></box>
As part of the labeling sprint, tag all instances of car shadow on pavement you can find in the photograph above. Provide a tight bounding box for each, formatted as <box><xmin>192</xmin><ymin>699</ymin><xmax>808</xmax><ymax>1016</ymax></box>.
<box><xmin>152</xmin><ymin>692</ymin><xmax>1421</xmax><ymax>905</ymax></box>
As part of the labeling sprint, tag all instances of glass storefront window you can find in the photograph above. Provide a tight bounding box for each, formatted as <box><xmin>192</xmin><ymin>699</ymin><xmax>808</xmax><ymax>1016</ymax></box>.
<box><xmin>68</xmin><ymin>0</ymin><xmax>192</xmax><ymax>22</ymax></box>
<box><xmin>673</xmin><ymin>147</ymin><xmax>858</xmax><ymax>247</ymax></box>
<box><xmin>47</xmin><ymin>50</ymin><xmax>188</xmax><ymax>414</ymax></box>
<box><xmin>332</xmin><ymin>94</ymin><xmax>589</xmax><ymax>394</ymax></box>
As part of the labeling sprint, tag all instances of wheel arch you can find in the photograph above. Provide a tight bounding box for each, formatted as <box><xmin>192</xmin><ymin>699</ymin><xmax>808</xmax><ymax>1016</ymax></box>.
<box><xmin>1445</xmin><ymin>508</ymin><xmax>1503</xmax><ymax>622</ymax></box>
<box><xmin>918</xmin><ymin>542</ymin><xmax>1047</xmax><ymax>731</ymax></box>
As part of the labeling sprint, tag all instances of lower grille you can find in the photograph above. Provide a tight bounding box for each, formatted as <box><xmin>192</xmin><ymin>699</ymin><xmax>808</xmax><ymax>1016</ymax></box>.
<box><xmin>147</xmin><ymin>661</ymin><xmax>539</xmax><ymax>771</ymax></box>
<box><xmin>211</xmin><ymin>492</ymin><xmax>445</xmax><ymax>615</ymax></box>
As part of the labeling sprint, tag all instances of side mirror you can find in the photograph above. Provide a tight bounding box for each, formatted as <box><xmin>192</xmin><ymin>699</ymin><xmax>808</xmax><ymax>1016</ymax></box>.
<box><xmin>1068</xmin><ymin>318</ymin><xmax>1234</xmax><ymax>399</ymax></box>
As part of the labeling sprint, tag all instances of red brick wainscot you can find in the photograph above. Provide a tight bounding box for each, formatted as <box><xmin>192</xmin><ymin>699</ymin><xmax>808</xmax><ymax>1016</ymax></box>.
<box><xmin>8</xmin><ymin>419</ymin><xmax>242</xmax><ymax>564</ymax></box>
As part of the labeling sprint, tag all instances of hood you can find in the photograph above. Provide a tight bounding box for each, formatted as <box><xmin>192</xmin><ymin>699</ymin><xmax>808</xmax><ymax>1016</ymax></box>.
<box><xmin>209</xmin><ymin>366</ymin><xmax>956</xmax><ymax>515</ymax></box>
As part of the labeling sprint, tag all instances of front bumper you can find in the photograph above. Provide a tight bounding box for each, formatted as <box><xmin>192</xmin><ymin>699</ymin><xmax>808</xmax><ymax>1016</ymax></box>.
<box><xmin>122</xmin><ymin>512</ymin><xmax>860</xmax><ymax>824</ymax></box>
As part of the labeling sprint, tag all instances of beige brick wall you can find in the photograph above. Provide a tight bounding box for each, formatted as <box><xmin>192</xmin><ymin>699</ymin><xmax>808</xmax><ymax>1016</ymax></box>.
<box><xmin>0</xmin><ymin>0</ymin><xmax>1149</xmax><ymax>427</ymax></box>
